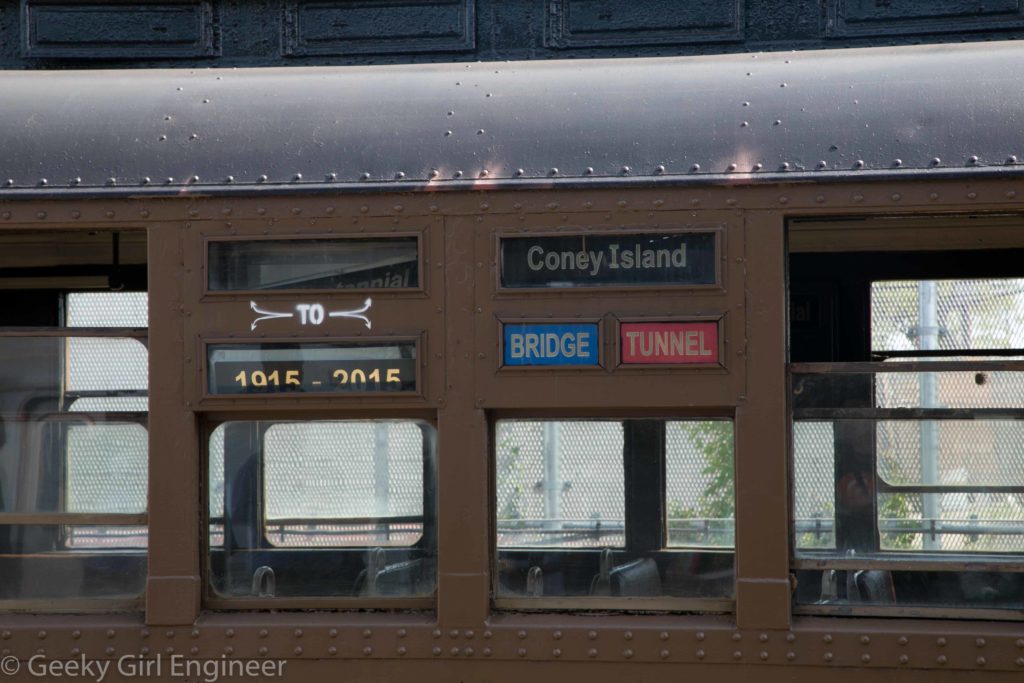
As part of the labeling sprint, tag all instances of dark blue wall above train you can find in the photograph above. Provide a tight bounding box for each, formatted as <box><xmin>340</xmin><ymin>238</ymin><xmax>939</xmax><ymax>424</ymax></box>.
<box><xmin>1</xmin><ymin>0</ymin><xmax>1023</xmax><ymax>69</ymax></box>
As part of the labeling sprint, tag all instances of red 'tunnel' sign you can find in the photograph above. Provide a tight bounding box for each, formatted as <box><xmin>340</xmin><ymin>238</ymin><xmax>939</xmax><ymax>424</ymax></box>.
<box><xmin>620</xmin><ymin>321</ymin><xmax>719</xmax><ymax>364</ymax></box>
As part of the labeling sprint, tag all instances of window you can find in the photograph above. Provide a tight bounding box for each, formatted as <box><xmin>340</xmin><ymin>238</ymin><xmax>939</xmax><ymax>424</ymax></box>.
<box><xmin>494</xmin><ymin>418</ymin><xmax>734</xmax><ymax>609</ymax></box>
<box><xmin>0</xmin><ymin>231</ymin><xmax>149</xmax><ymax>607</ymax></box>
<box><xmin>792</xmin><ymin>274</ymin><xmax>1024</xmax><ymax>613</ymax></box>
<box><xmin>207</xmin><ymin>237</ymin><xmax>419</xmax><ymax>291</ymax></box>
<box><xmin>208</xmin><ymin>419</ymin><xmax>436</xmax><ymax>603</ymax></box>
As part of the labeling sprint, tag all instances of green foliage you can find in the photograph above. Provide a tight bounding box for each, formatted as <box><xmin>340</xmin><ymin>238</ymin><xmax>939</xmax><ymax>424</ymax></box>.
<box><xmin>687</xmin><ymin>421</ymin><xmax>735</xmax><ymax>521</ymax></box>
<box><xmin>796</xmin><ymin>503</ymin><xmax>835</xmax><ymax>549</ymax></box>
<box><xmin>879</xmin><ymin>493</ymin><xmax>918</xmax><ymax>550</ymax></box>
<box><xmin>665</xmin><ymin>421</ymin><xmax>735</xmax><ymax>546</ymax></box>
<box><xmin>496</xmin><ymin>442</ymin><xmax>525</xmax><ymax>524</ymax></box>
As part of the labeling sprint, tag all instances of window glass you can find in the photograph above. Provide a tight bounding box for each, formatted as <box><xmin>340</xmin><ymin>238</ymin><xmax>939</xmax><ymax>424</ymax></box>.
<box><xmin>208</xmin><ymin>420</ymin><xmax>436</xmax><ymax>601</ymax></box>
<box><xmin>496</xmin><ymin>421</ymin><xmax>625</xmax><ymax>548</ymax></box>
<box><xmin>67</xmin><ymin>292</ymin><xmax>148</xmax><ymax>328</ymax></box>
<box><xmin>67</xmin><ymin>422</ymin><xmax>147</xmax><ymax>514</ymax></box>
<box><xmin>263</xmin><ymin>422</ymin><xmax>424</xmax><ymax>547</ymax></box>
<box><xmin>0</xmin><ymin>289</ymin><xmax>148</xmax><ymax>604</ymax></box>
<box><xmin>793</xmin><ymin>277</ymin><xmax>1024</xmax><ymax>613</ymax></box>
<box><xmin>793</xmin><ymin>422</ymin><xmax>837</xmax><ymax>550</ymax></box>
<box><xmin>208</xmin><ymin>238</ymin><xmax>419</xmax><ymax>291</ymax></box>
<box><xmin>495</xmin><ymin>418</ymin><xmax>734</xmax><ymax>608</ymax></box>
<box><xmin>872</xmin><ymin>279</ymin><xmax>1024</xmax><ymax>353</ymax></box>
<box><xmin>665</xmin><ymin>421</ymin><xmax>735</xmax><ymax>548</ymax></box>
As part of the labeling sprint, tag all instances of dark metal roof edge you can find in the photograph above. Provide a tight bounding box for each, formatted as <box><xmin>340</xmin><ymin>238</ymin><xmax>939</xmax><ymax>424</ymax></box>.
<box><xmin>1</xmin><ymin>166</ymin><xmax>1023</xmax><ymax>202</ymax></box>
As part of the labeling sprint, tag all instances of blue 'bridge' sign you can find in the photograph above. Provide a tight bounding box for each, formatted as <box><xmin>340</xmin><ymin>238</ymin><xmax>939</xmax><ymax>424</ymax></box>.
<box><xmin>502</xmin><ymin>323</ymin><xmax>600</xmax><ymax>366</ymax></box>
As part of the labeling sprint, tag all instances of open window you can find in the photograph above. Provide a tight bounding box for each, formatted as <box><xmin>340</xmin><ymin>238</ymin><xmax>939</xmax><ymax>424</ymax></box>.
<box><xmin>494</xmin><ymin>418</ymin><xmax>734</xmax><ymax>610</ymax></box>
<box><xmin>0</xmin><ymin>230</ymin><xmax>148</xmax><ymax>609</ymax></box>
<box><xmin>790</xmin><ymin>226</ymin><xmax>1024</xmax><ymax>616</ymax></box>
<box><xmin>207</xmin><ymin>419</ymin><xmax>436</xmax><ymax>607</ymax></box>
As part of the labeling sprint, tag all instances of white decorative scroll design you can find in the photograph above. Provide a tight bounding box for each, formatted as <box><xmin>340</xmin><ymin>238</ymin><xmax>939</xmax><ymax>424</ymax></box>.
<box><xmin>250</xmin><ymin>301</ymin><xmax>293</xmax><ymax>331</ymax></box>
<box><xmin>249</xmin><ymin>298</ymin><xmax>374</xmax><ymax>331</ymax></box>
<box><xmin>328</xmin><ymin>297</ymin><xmax>373</xmax><ymax>330</ymax></box>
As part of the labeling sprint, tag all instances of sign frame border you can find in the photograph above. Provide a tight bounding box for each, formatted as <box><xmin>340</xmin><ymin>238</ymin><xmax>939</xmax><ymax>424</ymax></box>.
<box><xmin>200</xmin><ymin>334</ymin><xmax>425</xmax><ymax>401</ymax></box>
<box><xmin>611</xmin><ymin>314</ymin><xmax>728</xmax><ymax>372</ymax></box>
<box><xmin>493</xmin><ymin>225</ymin><xmax>725</xmax><ymax>294</ymax></box>
<box><xmin>496</xmin><ymin>316</ymin><xmax>606</xmax><ymax>372</ymax></box>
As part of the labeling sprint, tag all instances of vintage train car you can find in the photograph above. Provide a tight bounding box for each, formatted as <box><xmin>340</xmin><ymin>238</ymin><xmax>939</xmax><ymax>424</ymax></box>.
<box><xmin>0</xmin><ymin>40</ymin><xmax>1023</xmax><ymax>682</ymax></box>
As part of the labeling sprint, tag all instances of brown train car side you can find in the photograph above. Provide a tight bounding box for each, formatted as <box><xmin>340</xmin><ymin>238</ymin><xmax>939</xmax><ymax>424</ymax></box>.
<box><xmin>0</xmin><ymin>42</ymin><xmax>1023</xmax><ymax>682</ymax></box>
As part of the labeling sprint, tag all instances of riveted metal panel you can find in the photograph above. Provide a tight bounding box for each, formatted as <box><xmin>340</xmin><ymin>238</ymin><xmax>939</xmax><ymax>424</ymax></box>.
<box><xmin>1</xmin><ymin>42</ymin><xmax>1024</xmax><ymax>196</ymax></box>
<box><xmin>22</xmin><ymin>0</ymin><xmax>216</xmax><ymax>59</ymax></box>
<box><xmin>545</xmin><ymin>0</ymin><xmax>743</xmax><ymax>48</ymax></box>
<box><xmin>0</xmin><ymin>173</ymin><xmax>1023</xmax><ymax>679</ymax></box>
<box><xmin>283</xmin><ymin>0</ymin><xmax>475</xmax><ymax>56</ymax></box>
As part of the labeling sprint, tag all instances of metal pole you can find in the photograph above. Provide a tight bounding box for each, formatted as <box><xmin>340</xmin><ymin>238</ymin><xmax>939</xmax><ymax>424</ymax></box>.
<box><xmin>373</xmin><ymin>423</ymin><xmax>390</xmax><ymax>519</ymax></box>
<box><xmin>918</xmin><ymin>281</ymin><xmax>940</xmax><ymax>550</ymax></box>
<box><xmin>542</xmin><ymin>422</ymin><xmax>561</xmax><ymax>533</ymax></box>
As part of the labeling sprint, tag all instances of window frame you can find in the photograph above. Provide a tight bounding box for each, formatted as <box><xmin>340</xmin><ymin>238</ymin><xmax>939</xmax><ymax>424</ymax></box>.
<box><xmin>203</xmin><ymin>415</ymin><xmax>439</xmax><ymax>610</ymax></box>
<box><xmin>490</xmin><ymin>413</ymin><xmax>737</xmax><ymax>613</ymax></box>
<box><xmin>0</xmin><ymin>304</ymin><xmax>149</xmax><ymax>611</ymax></box>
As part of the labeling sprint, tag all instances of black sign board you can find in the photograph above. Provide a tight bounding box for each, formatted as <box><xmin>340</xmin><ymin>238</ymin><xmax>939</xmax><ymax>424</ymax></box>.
<box><xmin>499</xmin><ymin>232</ymin><xmax>717</xmax><ymax>288</ymax></box>
<box><xmin>207</xmin><ymin>342</ymin><xmax>416</xmax><ymax>395</ymax></box>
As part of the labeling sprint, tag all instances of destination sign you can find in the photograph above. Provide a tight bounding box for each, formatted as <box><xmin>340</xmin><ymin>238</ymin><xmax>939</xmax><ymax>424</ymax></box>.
<box><xmin>500</xmin><ymin>232</ymin><xmax>716</xmax><ymax>288</ymax></box>
<box><xmin>207</xmin><ymin>342</ymin><xmax>416</xmax><ymax>395</ymax></box>
<box><xmin>503</xmin><ymin>323</ymin><xmax>600</xmax><ymax>367</ymax></box>
<box><xmin>620</xmin><ymin>322</ymin><xmax>719</xmax><ymax>365</ymax></box>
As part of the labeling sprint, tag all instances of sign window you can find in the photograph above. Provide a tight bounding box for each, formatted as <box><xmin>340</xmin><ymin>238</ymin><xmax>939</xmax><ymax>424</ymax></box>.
<box><xmin>500</xmin><ymin>232</ymin><xmax>716</xmax><ymax>289</ymax></box>
<box><xmin>502</xmin><ymin>322</ymin><xmax>600</xmax><ymax>367</ymax></box>
<box><xmin>620</xmin><ymin>321</ymin><xmax>719</xmax><ymax>365</ymax></box>
<box><xmin>207</xmin><ymin>342</ymin><xmax>417</xmax><ymax>395</ymax></box>
<box><xmin>208</xmin><ymin>237</ymin><xmax>419</xmax><ymax>291</ymax></box>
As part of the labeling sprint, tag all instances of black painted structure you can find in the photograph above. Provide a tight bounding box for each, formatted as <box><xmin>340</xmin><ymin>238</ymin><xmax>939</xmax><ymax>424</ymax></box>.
<box><xmin>1</xmin><ymin>0</ymin><xmax>1023</xmax><ymax>69</ymax></box>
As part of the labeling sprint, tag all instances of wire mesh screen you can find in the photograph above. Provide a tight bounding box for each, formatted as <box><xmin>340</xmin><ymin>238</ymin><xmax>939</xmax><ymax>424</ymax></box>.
<box><xmin>495</xmin><ymin>420</ymin><xmax>736</xmax><ymax>549</ymax></box>
<box><xmin>665</xmin><ymin>421</ymin><xmax>735</xmax><ymax>548</ymax></box>
<box><xmin>794</xmin><ymin>279</ymin><xmax>1024</xmax><ymax>553</ymax></box>
<box><xmin>66</xmin><ymin>292</ymin><xmax>147</xmax><ymax>328</ymax></box>
<box><xmin>209</xmin><ymin>421</ymin><xmax>427</xmax><ymax>548</ymax></box>
<box><xmin>66</xmin><ymin>293</ymin><xmax>148</xmax><ymax>396</ymax></box>
<box><xmin>872</xmin><ymin>279</ymin><xmax>1024</xmax><ymax>351</ymax></box>
<box><xmin>62</xmin><ymin>292</ymin><xmax>149</xmax><ymax>547</ymax></box>
<box><xmin>264</xmin><ymin>422</ymin><xmax>423</xmax><ymax>519</ymax></box>
<box><xmin>496</xmin><ymin>420</ymin><xmax>625</xmax><ymax>548</ymax></box>
<box><xmin>877</xmin><ymin>420</ymin><xmax>1024</xmax><ymax>487</ymax></box>
<box><xmin>875</xmin><ymin>370</ymin><xmax>1024</xmax><ymax>409</ymax></box>
<box><xmin>67</xmin><ymin>423</ymin><xmax>147</xmax><ymax>514</ymax></box>
<box><xmin>66</xmin><ymin>338</ymin><xmax>148</xmax><ymax>393</ymax></box>
<box><xmin>792</xmin><ymin>422</ymin><xmax>836</xmax><ymax>549</ymax></box>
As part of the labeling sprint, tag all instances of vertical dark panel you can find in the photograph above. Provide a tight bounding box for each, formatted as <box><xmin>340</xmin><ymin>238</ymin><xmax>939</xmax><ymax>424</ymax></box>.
<box><xmin>623</xmin><ymin>420</ymin><xmax>665</xmax><ymax>554</ymax></box>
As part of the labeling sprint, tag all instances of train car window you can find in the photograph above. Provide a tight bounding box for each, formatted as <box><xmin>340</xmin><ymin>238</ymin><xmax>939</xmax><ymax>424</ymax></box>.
<box><xmin>207</xmin><ymin>237</ymin><xmax>419</xmax><ymax>291</ymax></box>
<box><xmin>495</xmin><ymin>418</ymin><xmax>735</xmax><ymax>610</ymax></box>
<box><xmin>665</xmin><ymin>421</ymin><xmax>735</xmax><ymax>549</ymax></box>
<box><xmin>792</xmin><ymin>274</ymin><xmax>1024</xmax><ymax>614</ymax></box>
<box><xmin>207</xmin><ymin>419</ymin><xmax>436</xmax><ymax>604</ymax></box>
<box><xmin>0</xmin><ymin>232</ymin><xmax>148</xmax><ymax>608</ymax></box>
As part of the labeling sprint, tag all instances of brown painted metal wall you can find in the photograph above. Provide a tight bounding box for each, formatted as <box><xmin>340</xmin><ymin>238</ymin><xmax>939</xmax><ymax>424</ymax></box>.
<box><xmin>0</xmin><ymin>175</ymin><xmax>1023</xmax><ymax>680</ymax></box>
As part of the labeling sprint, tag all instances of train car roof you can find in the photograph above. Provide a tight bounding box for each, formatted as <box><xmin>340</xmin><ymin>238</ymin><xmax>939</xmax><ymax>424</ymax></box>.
<box><xmin>1</xmin><ymin>41</ymin><xmax>1023</xmax><ymax>198</ymax></box>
